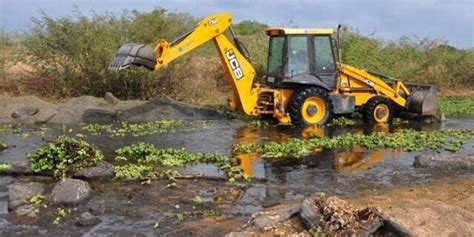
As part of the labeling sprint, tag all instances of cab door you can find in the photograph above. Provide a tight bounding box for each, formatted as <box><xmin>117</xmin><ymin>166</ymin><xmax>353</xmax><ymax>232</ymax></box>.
<box><xmin>312</xmin><ymin>35</ymin><xmax>338</xmax><ymax>88</ymax></box>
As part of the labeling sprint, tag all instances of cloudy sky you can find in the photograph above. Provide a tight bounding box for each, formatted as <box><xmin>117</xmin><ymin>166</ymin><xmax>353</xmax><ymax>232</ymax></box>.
<box><xmin>0</xmin><ymin>0</ymin><xmax>473</xmax><ymax>48</ymax></box>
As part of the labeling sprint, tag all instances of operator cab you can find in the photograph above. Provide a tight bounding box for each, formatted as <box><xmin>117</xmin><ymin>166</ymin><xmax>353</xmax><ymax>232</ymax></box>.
<box><xmin>265</xmin><ymin>28</ymin><xmax>338</xmax><ymax>89</ymax></box>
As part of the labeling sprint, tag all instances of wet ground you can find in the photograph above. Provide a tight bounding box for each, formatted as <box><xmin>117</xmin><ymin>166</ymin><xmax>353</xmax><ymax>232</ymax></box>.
<box><xmin>0</xmin><ymin>116</ymin><xmax>473</xmax><ymax>236</ymax></box>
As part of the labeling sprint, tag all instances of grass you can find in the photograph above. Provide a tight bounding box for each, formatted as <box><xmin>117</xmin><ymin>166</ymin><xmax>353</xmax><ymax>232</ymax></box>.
<box><xmin>440</xmin><ymin>96</ymin><xmax>474</xmax><ymax>116</ymax></box>
<box><xmin>234</xmin><ymin>129</ymin><xmax>474</xmax><ymax>158</ymax></box>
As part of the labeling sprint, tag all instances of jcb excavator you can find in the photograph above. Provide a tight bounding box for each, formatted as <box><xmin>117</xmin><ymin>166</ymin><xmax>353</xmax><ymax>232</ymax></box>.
<box><xmin>109</xmin><ymin>12</ymin><xmax>440</xmax><ymax>126</ymax></box>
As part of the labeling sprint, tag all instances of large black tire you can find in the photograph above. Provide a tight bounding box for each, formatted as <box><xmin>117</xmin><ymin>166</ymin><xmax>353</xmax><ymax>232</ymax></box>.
<box><xmin>363</xmin><ymin>96</ymin><xmax>394</xmax><ymax>124</ymax></box>
<box><xmin>288</xmin><ymin>87</ymin><xmax>333</xmax><ymax>127</ymax></box>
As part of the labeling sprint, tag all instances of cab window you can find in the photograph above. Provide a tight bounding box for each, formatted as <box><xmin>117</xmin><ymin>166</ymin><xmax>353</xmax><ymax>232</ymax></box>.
<box><xmin>314</xmin><ymin>36</ymin><xmax>336</xmax><ymax>73</ymax></box>
<box><xmin>267</xmin><ymin>36</ymin><xmax>285</xmax><ymax>78</ymax></box>
<box><xmin>286</xmin><ymin>36</ymin><xmax>310</xmax><ymax>78</ymax></box>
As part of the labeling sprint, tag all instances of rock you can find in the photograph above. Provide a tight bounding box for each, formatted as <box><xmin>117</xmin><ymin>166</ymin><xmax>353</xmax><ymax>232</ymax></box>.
<box><xmin>74</xmin><ymin>211</ymin><xmax>101</xmax><ymax>227</ymax></box>
<box><xmin>117</xmin><ymin>98</ymin><xmax>224</xmax><ymax>122</ymax></box>
<box><xmin>0</xmin><ymin>96</ymin><xmax>58</xmax><ymax>124</ymax></box>
<box><xmin>11</xmin><ymin>107</ymin><xmax>39</xmax><ymax>119</ymax></box>
<box><xmin>245</xmin><ymin>203</ymin><xmax>301</xmax><ymax>228</ymax></box>
<box><xmin>104</xmin><ymin>92</ymin><xmax>120</xmax><ymax>105</ymax></box>
<box><xmin>8</xmin><ymin>204</ymin><xmax>38</xmax><ymax>225</ymax></box>
<box><xmin>8</xmin><ymin>182</ymin><xmax>45</xmax><ymax>211</ymax></box>
<box><xmin>51</xmin><ymin>178</ymin><xmax>92</xmax><ymax>205</ymax></box>
<box><xmin>0</xmin><ymin>161</ymin><xmax>36</xmax><ymax>176</ymax></box>
<box><xmin>414</xmin><ymin>154</ymin><xmax>474</xmax><ymax>171</ymax></box>
<box><xmin>74</xmin><ymin>161</ymin><xmax>114</xmax><ymax>181</ymax></box>
<box><xmin>82</xmin><ymin>109</ymin><xmax>117</xmax><ymax>123</ymax></box>
<box><xmin>299</xmin><ymin>196</ymin><xmax>322</xmax><ymax>230</ymax></box>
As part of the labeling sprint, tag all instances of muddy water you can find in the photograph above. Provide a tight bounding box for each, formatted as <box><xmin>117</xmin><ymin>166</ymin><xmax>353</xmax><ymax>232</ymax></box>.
<box><xmin>0</xmin><ymin>118</ymin><xmax>473</xmax><ymax>236</ymax></box>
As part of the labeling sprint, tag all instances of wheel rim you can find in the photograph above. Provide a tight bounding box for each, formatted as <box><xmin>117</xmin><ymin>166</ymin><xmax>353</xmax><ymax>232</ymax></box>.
<box><xmin>301</xmin><ymin>97</ymin><xmax>327</xmax><ymax>124</ymax></box>
<box><xmin>373</xmin><ymin>104</ymin><xmax>390</xmax><ymax>123</ymax></box>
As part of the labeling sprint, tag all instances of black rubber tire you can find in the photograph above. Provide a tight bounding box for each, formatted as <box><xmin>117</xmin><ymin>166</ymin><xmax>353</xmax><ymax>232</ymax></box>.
<box><xmin>363</xmin><ymin>96</ymin><xmax>394</xmax><ymax>124</ymax></box>
<box><xmin>288</xmin><ymin>87</ymin><xmax>333</xmax><ymax>127</ymax></box>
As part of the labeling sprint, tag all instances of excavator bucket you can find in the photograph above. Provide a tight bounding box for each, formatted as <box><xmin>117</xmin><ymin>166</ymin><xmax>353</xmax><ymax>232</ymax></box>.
<box><xmin>109</xmin><ymin>43</ymin><xmax>156</xmax><ymax>71</ymax></box>
<box><xmin>405</xmin><ymin>84</ymin><xmax>441</xmax><ymax>119</ymax></box>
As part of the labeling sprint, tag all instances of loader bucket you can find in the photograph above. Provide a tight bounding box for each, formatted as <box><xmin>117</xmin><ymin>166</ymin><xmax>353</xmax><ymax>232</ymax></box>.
<box><xmin>109</xmin><ymin>43</ymin><xmax>156</xmax><ymax>71</ymax></box>
<box><xmin>406</xmin><ymin>84</ymin><xmax>441</xmax><ymax>118</ymax></box>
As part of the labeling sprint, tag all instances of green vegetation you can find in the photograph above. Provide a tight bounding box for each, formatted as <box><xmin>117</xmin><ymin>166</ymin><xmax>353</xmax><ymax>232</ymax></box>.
<box><xmin>234</xmin><ymin>129</ymin><xmax>474</xmax><ymax>158</ymax></box>
<box><xmin>82</xmin><ymin>119</ymin><xmax>183</xmax><ymax>137</ymax></box>
<box><xmin>0</xmin><ymin>163</ymin><xmax>11</xmax><ymax>171</ymax></box>
<box><xmin>328</xmin><ymin>117</ymin><xmax>357</xmax><ymax>127</ymax></box>
<box><xmin>0</xmin><ymin>141</ymin><xmax>6</xmax><ymax>150</ymax></box>
<box><xmin>28</xmin><ymin>135</ymin><xmax>104</xmax><ymax>178</ymax></box>
<box><xmin>1</xmin><ymin>8</ymin><xmax>471</xmax><ymax>104</ymax></box>
<box><xmin>114</xmin><ymin>164</ymin><xmax>156</xmax><ymax>180</ymax></box>
<box><xmin>114</xmin><ymin>143</ymin><xmax>243</xmax><ymax>182</ymax></box>
<box><xmin>440</xmin><ymin>97</ymin><xmax>474</xmax><ymax>116</ymax></box>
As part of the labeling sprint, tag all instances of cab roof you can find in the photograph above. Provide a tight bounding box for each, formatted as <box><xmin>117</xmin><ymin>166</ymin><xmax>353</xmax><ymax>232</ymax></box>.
<box><xmin>265</xmin><ymin>28</ymin><xmax>335</xmax><ymax>36</ymax></box>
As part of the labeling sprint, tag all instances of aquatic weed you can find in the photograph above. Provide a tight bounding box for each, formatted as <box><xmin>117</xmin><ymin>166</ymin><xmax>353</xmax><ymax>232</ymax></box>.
<box><xmin>328</xmin><ymin>117</ymin><xmax>357</xmax><ymax>127</ymax></box>
<box><xmin>234</xmin><ymin>129</ymin><xmax>474</xmax><ymax>158</ymax></box>
<box><xmin>440</xmin><ymin>97</ymin><xmax>474</xmax><ymax>116</ymax></box>
<box><xmin>82</xmin><ymin>119</ymin><xmax>184</xmax><ymax>137</ymax></box>
<box><xmin>28</xmin><ymin>135</ymin><xmax>104</xmax><ymax>178</ymax></box>
<box><xmin>114</xmin><ymin>164</ymin><xmax>156</xmax><ymax>180</ymax></box>
<box><xmin>0</xmin><ymin>163</ymin><xmax>11</xmax><ymax>171</ymax></box>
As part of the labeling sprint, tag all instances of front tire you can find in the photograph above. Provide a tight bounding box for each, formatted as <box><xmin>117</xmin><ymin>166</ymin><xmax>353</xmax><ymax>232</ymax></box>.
<box><xmin>288</xmin><ymin>87</ymin><xmax>333</xmax><ymax>127</ymax></box>
<box><xmin>363</xmin><ymin>96</ymin><xmax>393</xmax><ymax>124</ymax></box>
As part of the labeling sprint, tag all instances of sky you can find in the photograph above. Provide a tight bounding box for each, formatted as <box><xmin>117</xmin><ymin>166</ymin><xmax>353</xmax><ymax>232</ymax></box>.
<box><xmin>0</xmin><ymin>0</ymin><xmax>473</xmax><ymax>48</ymax></box>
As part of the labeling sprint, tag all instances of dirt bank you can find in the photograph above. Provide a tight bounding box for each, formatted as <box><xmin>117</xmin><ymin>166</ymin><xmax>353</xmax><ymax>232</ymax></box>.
<box><xmin>347</xmin><ymin>176</ymin><xmax>474</xmax><ymax>236</ymax></box>
<box><xmin>0</xmin><ymin>94</ymin><xmax>225</xmax><ymax>124</ymax></box>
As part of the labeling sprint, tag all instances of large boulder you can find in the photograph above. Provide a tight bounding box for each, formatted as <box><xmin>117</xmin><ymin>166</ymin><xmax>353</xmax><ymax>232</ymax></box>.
<box><xmin>74</xmin><ymin>161</ymin><xmax>114</xmax><ymax>181</ymax></box>
<box><xmin>8</xmin><ymin>182</ymin><xmax>45</xmax><ymax>211</ymax></box>
<box><xmin>414</xmin><ymin>154</ymin><xmax>474</xmax><ymax>171</ymax></box>
<box><xmin>51</xmin><ymin>178</ymin><xmax>92</xmax><ymax>205</ymax></box>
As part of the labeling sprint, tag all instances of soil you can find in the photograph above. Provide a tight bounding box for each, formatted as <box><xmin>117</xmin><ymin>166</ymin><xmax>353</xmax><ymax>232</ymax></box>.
<box><xmin>347</xmin><ymin>176</ymin><xmax>474</xmax><ymax>237</ymax></box>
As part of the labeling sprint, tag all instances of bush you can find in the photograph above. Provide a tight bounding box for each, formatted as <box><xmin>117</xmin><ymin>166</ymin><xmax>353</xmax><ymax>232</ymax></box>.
<box><xmin>2</xmin><ymin>9</ymin><xmax>472</xmax><ymax>102</ymax></box>
<box><xmin>29</xmin><ymin>136</ymin><xmax>104</xmax><ymax>178</ymax></box>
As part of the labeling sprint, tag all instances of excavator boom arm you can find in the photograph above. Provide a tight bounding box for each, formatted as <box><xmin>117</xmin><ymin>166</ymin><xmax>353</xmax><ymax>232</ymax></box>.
<box><xmin>109</xmin><ymin>12</ymin><xmax>258</xmax><ymax>114</ymax></box>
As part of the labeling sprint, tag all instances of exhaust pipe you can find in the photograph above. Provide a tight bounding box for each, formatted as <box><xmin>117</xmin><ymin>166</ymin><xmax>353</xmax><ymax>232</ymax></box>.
<box><xmin>109</xmin><ymin>43</ymin><xmax>156</xmax><ymax>71</ymax></box>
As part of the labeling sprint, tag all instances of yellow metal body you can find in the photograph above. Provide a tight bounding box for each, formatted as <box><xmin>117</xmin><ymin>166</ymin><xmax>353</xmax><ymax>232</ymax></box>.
<box><xmin>148</xmin><ymin>12</ymin><xmax>415</xmax><ymax>125</ymax></box>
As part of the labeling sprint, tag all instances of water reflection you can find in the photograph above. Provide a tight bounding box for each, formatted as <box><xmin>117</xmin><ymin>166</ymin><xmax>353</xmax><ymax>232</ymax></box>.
<box><xmin>234</xmin><ymin>123</ymin><xmax>413</xmax><ymax>177</ymax></box>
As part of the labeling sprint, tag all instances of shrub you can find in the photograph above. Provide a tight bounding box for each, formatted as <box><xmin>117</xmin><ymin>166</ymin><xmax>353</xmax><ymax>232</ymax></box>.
<box><xmin>29</xmin><ymin>136</ymin><xmax>104</xmax><ymax>178</ymax></box>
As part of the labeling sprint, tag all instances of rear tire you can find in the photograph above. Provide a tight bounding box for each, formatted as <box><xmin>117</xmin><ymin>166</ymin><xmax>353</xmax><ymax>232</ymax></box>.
<box><xmin>363</xmin><ymin>96</ymin><xmax>393</xmax><ymax>124</ymax></box>
<box><xmin>288</xmin><ymin>87</ymin><xmax>333</xmax><ymax>127</ymax></box>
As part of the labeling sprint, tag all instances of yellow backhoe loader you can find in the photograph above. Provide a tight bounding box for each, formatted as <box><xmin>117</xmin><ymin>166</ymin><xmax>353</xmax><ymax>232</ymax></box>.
<box><xmin>109</xmin><ymin>12</ymin><xmax>440</xmax><ymax>126</ymax></box>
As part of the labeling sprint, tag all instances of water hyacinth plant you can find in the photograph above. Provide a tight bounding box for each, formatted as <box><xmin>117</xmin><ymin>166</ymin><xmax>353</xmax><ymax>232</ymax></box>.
<box><xmin>114</xmin><ymin>143</ymin><xmax>242</xmax><ymax>181</ymax></box>
<box><xmin>440</xmin><ymin>97</ymin><xmax>474</xmax><ymax>116</ymax></box>
<box><xmin>234</xmin><ymin>129</ymin><xmax>474</xmax><ymax>158</ymax></box>
<box><xmin>82</xmin><ymin>119</ymin><xmax>183</xmax><ymax>137</ymax></box>
<box><xmin>28</xmin><ymin>135</ymin><xmax>104</xmax><ymax>178</ymax></box>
